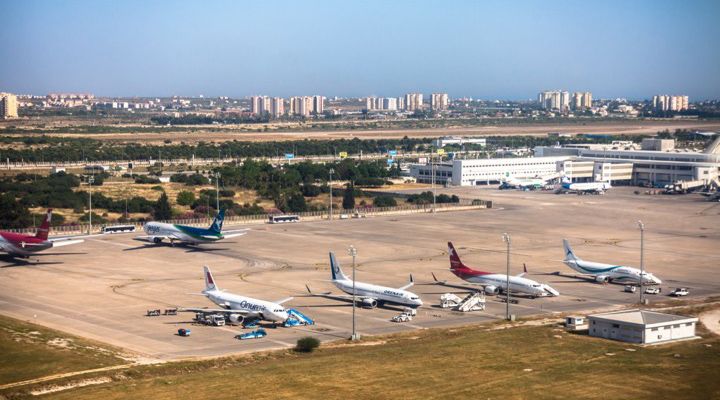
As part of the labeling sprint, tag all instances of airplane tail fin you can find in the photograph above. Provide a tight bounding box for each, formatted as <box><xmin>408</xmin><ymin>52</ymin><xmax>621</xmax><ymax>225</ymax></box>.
<box><xmin>563</xmin><ymin>239</ymin><xmax>579</xmax><ymax>261</ymax></box>
<box><xmin>209</xmin><ymin>209</ymin><xmax>225</xmax><ymax>233</ymax></box>
<box><xmin>329</xmin><ymin>252</ymin><xmax>349</xmax><ymax>281</ymax></box>
<box><xmin>447</xmin><ymin>241</ymin><xmax>467</xmax><ymax>270</ymax></box>
<box><xmin>35</xmin><ymin>209</ymin><xmax>52</xmax><ymax>240</ymax></box>
<box><xmin>203</xmin><ymin>265</ymin><xmax>219</xmax><ymax>292</ymax></box>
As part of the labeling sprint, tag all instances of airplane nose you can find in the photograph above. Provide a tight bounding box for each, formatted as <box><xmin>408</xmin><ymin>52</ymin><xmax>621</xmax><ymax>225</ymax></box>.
<box><xmin>544</xmin><ymin>285</ymin><xmax>560</xmax><ymax>296</ymax></box>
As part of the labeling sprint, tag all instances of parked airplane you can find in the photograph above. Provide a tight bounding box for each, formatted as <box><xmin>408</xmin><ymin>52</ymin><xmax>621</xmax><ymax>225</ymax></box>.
<box><xmin>432</xmin><ymin>242</ymin><xmax>560</xmax><ymax>298</ymax></box>
<box><xmin>134</xmin><ymin>209</ymin><xmax>247</xmax><ymax>245</ymax></box>
<box><xmin>181</xmin><ymin>266</ymin><xmax>293</xmax><ymax>324</ymax></box>
<box><xmin>306</xmin><ymin>252</ymin><xmax>423</xmax><ymax>308</ymax></box>
<box><xmin>500</xmin><ymin>175</ymin><xmax>556</xmax><ymax>190</ymax></box>
<box><xmin>562</xmin><ymin>239</ymin><xmax>662</xmax><ymax>285</ymax></box>
<box><xmin>0</xmin><ymin>209</ymin><xmax>83</xmax><ymax>258</ymax></box>
<box><xmin>558</xmin><ymin>177</ymin><xmax>611</xmax><ymax>194</ymax></box>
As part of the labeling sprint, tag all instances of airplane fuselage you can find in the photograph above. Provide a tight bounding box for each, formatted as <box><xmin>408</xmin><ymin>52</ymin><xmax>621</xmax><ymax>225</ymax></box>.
<box><xmin>457</xmin><ymin>272</ymin><xmax>559</xmax><ymax>297</ymax></box>
<box><xmin>144</xmin><ymin>222</ymin><xmax>223</xmax><ymax>244</ymax></box>
<box><xmin>564</xmin><ymin>258</ymin><xmax>661</xmax><ymax>285</ymax></box>
<box><xmin>0</xmin><ymin>232</ymin><xmax>52</xmax><ymax>256</ymax></box>
<box><xmin>205</xmin><ymin>290</ymin><xmax>288</xmax><ymax>322</ymax></box>
<box><xmin>333</xmin><ymin>279</ymin><xmax>423</xmax><ymax>308</ymax></box>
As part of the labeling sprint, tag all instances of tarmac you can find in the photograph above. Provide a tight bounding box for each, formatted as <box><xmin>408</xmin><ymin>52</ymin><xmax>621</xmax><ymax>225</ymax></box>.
<box><xmin>0</xmin><ymin>186</ymin><xmax>719</xmax><ymax>360</ymax></box>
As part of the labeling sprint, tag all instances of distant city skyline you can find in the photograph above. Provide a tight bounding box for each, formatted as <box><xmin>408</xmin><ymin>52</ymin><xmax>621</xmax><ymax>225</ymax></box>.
<box><xmin>1</xmin><ymin>0</ymin><xmax>719</xmax><ymax>100</ymax></box>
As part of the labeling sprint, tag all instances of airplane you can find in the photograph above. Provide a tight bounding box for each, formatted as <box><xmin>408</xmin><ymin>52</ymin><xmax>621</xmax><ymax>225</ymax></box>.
<box><xmin>499</xmin><ymin>176</ymin><xmax>547</xmax><ymax>190</ymax></box>
<box><xmin>180</xmin><ymin>266</ymin><xmax>294</xmax><ymax>325</ymax></box>
<box><xmin>557</xmin><ymin>176</ymin><xmax>611</xmax><ymax>195</ymax></box>
<box><xmin>306</xmin><ymin>252</ymin><xmax>423</xmax><ymax>309</ymax></box>
<box><xmin>134</xmin><ymin>209</ymin><xmax>247</xmax><ymax>246</ymax></box>
<box><xmin>562</xmin><ymin>239</ymin><xmax>662</xmax><ymax>285</ymax></box>
<box><xmin>432</xmin><ymin>242</ymin><xmax>560</xmax><ymax>298</ymax></box>
<box><xmin>0</xmin><ymin>209</ymin><xmax>84</xmax><ymax>258</ymax></box>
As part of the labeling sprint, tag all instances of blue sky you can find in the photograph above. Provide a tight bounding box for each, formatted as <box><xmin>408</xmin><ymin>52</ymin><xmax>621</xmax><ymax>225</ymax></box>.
<box><xmin>2</xmin><ymin>0</ymin><xmax>719</xmax><ymax>99</ymax></box>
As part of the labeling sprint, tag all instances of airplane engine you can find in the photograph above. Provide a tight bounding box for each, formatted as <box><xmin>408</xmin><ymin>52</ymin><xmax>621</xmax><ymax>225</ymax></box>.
<box><xmin>153</xmin><ymin>237</ymin><xmax>163</xmax><ymax>244</ymax></box>
<box><xmin>228</xmin><ymin>314</ymin><xmax>244</xmax><ymax>324</ymax></box>
<box><xmin>595</xmin><ymin>275</ymin><xmax>609</xmax><ymax>283</ymax></box>
<box><xmin>360</xmin><ymin>298</ymin><xmax>377</xmax><ymax>308</ymax></box>
<box><xmin>484</xmin><ymin>285</ymin><xmax>499</xmax><ymax>295</ymax></box>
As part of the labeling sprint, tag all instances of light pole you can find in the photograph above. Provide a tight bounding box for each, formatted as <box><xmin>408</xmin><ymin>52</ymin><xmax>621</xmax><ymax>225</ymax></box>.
<box><xmin>431</xmin><ymin>154</ymin><xmax>436</xmax><ymax>212</ymax></box>
<box><xmin>502</xmin><ymin>233</ymin><xmax>511</xmax><ymax>320</ymax></box>
<box><xmin>88</xmin><ymin>176</ymin><xmax>94</xmax><ymax>234</ymax></box>
<box><xmin>638</xmin><ymin>220</ymin><xmax>645</xmax><ymax>305</ymax></box>
<box><xmin>329</xmin><ymin>168</ymin><xmax>334</xmax><ymax>221</ymax></box>
<box><xmin>215</xmin><ymin>171</ymin><xmax>221</xmax><ymax>212</ymax></box>
<box><xmin>348</xmin><ymin>245</ymin><xmax>359</xmax><ymax>341</ymax></box>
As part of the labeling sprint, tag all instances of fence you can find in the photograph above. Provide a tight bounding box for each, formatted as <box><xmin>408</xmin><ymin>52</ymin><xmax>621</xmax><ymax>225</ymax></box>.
<box><xmin>5</xmin><ymin>200</ymin><xmax>491</xmax><ymax>237</ymax></box>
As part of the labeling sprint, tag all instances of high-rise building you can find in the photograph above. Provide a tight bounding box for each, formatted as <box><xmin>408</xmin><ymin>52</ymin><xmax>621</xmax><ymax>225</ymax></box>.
<box><xmin>652</xmin><ymin>95</ymin><xmax>689</xmax><ymax>111</ymax></box>
<box><xmin>397</xmin><ymin>96</ymin><xmax>405</xmax><ymax>110</ymax></box>
<box><xmin>572</xmin><ymin>92</ymin><xmax>593</xmax><ymax>110</ymax></box>
<box><xmin>405</xmin><ymin>93</ymin><xmax>423</xmax><ymax>111</ymax></box>
<box><xmin>384</xmin><ymin>97</ymin><xmax>397</xmax><ymax>111</ymax></box>
<box><xmin>0</xmin><ymin>93</ymin><xmax>18</xmax><ymax>119</ymax></box>
<box><xmin>250</xmin><ymin>96</ymin><xmax>263</xmax><ymax>115</ymax></box>
<box><xmin>430</xmin><ymin>93</ymin><xmax>449</xmax><ymax>110</ymax></box>
<box><xmin>539</xmin><ymin>90</ymin><xmax>573</xmax><ymax>112</ymax></box>
<box><xmin>271</xmin><ymin>97</ymin><xmax>284</xmax><ymax>118</ymax></box>
<box><xmin>313</xmin><ymin>95</ymin><xmax>325</xmax><ymax>114</ymax></box>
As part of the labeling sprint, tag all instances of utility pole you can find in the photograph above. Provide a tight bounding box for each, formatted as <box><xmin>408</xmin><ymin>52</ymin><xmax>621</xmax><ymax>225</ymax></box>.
<box><xmin>215</xmin><ymin>171</ymin><xmax>221</xmax><ymax>212</ymax></box>
<box><xmin>88</xmin><ymin>176</ymin><xmax>94</xmax><ymax>234</ymax></box>
<box><xmin>431</xmin><ymin>153</ymin><xmax>436</xmax><ymax>212</ymax></box>
<box><xmin>638</xmin><ymin>220</ymin><xmax>645</xmax><ymax>305</ymax></box>
<box><xmin>348</xmin><ymin>245</ymin><xmax>359</xmax><ymax>341</ymax></box>
<box><xmin>502</xmin><ymin>233</ymin><xmax>511</xmax><ymax>320</ymax></box>
<box><xmin>329</xmin><ymin>168</ymin><xmax>334</xmax><ymax>221</ymax></box>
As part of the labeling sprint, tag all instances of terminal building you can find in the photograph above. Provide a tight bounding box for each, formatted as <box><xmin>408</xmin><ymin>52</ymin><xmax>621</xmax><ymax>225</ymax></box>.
<box><xmin>588</xmin><ymin>310</ymin><xmax>698</xmax><ymax>344</ymax></box>
<box><xmin>409</xmin><ymin>137</ymin><xmax>720</xmax><ymax>187</ymax></box>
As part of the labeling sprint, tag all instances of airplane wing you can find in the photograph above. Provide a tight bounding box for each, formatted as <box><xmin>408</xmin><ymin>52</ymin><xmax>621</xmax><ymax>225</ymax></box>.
<box><xmin>178</xmin><ymin>307</ymin><xmax>251</xmax><ymax>315</ymax></box>
<box><xmin>133</xmin><ymin>234</ymin><xmax>182</xmax><ymax>243</ymax></box>
<box><xmin>397</xmin><ymin>274</ymin><xmax>414</xmax><ymax>290</ymax></box>
<box><xmin>273</xmin><ymin>297</ymin><xmax>294</xmax><ymax>305</ymax></box>
<box><xmin>221</xmin><ymin>232</ymin><xmax>248</xmax><ymax>239</ymax></box>
<box><xmin>305</xmin><ymin>285</ymin><xmax>375</xmax><ymax>302</ymax></box>
<box><xmin>50</xmin><ymin>239</ymin><xmax>84</xmax><ymax>248</ymax></box>
<box><xmin>430</xmin><ymin>272</ymin><xmax>485</xmax><ymax>292</ymax></box>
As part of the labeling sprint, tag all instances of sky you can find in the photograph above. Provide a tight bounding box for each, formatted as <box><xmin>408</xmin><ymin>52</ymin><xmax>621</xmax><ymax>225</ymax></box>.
<box><xmin>2</xmin><ymin>0</ymin><xmax>719</xmax><ymax>100</ymax></box>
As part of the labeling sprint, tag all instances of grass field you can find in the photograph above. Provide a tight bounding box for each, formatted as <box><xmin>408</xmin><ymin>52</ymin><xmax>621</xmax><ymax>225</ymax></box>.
<box><xmin>0</xmin><ymin>315</ymin><xmax>126</xmax><ymax>387</ymax></box>
<box><xmin>1</xmin><ymin>312</ymin><xmax>716</xmax><ymax>399</ymax></box>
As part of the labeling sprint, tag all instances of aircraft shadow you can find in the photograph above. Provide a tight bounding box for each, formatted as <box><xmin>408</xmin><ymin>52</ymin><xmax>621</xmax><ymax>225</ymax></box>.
<box><xmin>0</xmin><ymin>257</ymin><xmax>64</xmax><ymax>268</ymax></box>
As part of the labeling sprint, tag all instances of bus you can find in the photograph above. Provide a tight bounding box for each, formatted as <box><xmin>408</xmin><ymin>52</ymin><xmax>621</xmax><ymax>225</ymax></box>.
<box><xmin>268</xmin><ymin>215</ymin><xmax>300</xmax><ymax>224</ymax></box>
<box><xmin>101</xmin><ymin>225</ymin><xmax>137</xmax><ymax>234</ymax></box>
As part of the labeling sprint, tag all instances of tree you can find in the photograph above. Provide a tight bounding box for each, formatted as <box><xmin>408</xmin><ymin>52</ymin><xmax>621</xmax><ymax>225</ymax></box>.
<box><xmin>295</xmin><ymin>337</ymin><xmax>320</xmax><ymax>353</ymax></box>
<box><xmin>153</xmin><ymin>192</ymin><xmax>172</xmax><ymax>220</ymax></box>
<box><xmin>286</xmin><ymin>192</ymin><xmax>307</xmax><ymax>213</ymax></box>
<box><xmin>176</xmin><ymin>190</ymin><xmax>195</xmax><ymax>206</ymax></box>
<box><xmin>373</xmin><ymin>196</ymin><xmax>397</xmax><ymax>207</ymax></box>
<box><xmin>342</xmin><ymin>183</ymin><xmax>355</xmax><ymax>210</ymax></box>
<box><xmin>0</xmin><ymin>194</ymin><xmax>32</xmax><ymax>229</ymax></box>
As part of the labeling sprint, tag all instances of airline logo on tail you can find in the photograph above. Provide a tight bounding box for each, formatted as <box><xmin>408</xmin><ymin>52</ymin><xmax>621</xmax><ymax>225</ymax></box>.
<box><xmin>203</xmin><ymin>265</ymin><xmax>217</xmax><ymax>291</ymax></box>
<box><xmin>209</xmin><ymin>209</ymin><xmax>225</xmax><ymax>234</ymax></box>
<box><xmin>35</xmin><ymin>209</ymin><xmax>52</xmax><ymax>240</ymax></box>
<box><xmin>447</xmin><ymin>242</ymin><xmax>464</xmax><ymax>270</ymax></box>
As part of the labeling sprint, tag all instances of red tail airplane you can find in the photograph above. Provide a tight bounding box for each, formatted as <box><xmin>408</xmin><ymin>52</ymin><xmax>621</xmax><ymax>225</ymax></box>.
<box><xmin>0</xmin><ymin>209</ymin><xmax>84</xmax><ymax>258</ymax></box>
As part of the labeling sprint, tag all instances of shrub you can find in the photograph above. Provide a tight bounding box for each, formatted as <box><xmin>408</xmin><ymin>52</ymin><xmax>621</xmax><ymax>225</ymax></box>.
<box><xmin>295</xmin><ymin>337</ymin><xmax>320</xmax><ymax>353</ymax></box>
<box><xmin>373</xmin><ymin>196</ymin><xmax>397</xmax><ymax>207</ymax></box>
<box><xmin>176</xmin><ymin>190</ymin><xmax>196</xmax><ymax>206</ymax></box>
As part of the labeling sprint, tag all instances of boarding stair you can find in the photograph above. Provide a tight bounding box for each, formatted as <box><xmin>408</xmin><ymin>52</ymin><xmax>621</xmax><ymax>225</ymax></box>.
<box><xmin>284</xmin><ymin>308</ymin><xmax>315</xmax><ymax>327</ymax></box>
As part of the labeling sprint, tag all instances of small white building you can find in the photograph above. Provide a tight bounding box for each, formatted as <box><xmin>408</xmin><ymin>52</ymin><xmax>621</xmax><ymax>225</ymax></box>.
<box><xmin>588</xmin><ymin>309</ymin><xmax>698</xmax><ymax>344</ymax></box>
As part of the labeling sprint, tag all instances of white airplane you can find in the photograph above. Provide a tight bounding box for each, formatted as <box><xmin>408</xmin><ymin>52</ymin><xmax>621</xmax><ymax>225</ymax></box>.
<box><xmin>500</xmin><ymin>176</ymin><xmax>546</xmax><ymax>190</ymax></box>
<box><xmin>432</xmin><ymin>242</ymin><xmax>560</xmax><ymax>298</ymax></box>
<box><xmin>558</xmin><ymin>177</ymin><xmax>611</xmax><ymax>194</ymax></box>
<box><xmin>306</xmin><ymin>252</ymin><xmax>423</xmax><ymax>309</ymax></box>
<box><xmin>181</xmin><ymin>266</ymin><xmax>294</xmax><ymax>324</ymax></box>
<box><xmin>562</xmin><ymin>239</ymin><xmax>662</xmax><ymax>285</ymax></box>
<box><xmin>135</xmin><ymin>209</ymin><xmax>247</xmax><ymax>245</ymax></box>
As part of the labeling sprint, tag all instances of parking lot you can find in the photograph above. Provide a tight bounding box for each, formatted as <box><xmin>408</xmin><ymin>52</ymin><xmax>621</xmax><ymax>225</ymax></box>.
<box><xmin>0</xmin><ymin>187</ymin><xmax>719</xmax><ymax>360</ymax></box>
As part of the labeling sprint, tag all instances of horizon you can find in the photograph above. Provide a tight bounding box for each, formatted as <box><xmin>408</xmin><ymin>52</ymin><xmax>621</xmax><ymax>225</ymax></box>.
<box><xmin>2</xmin><ymin>0</ymin><xmax>719</xmax><ymax>100</ymax></box>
